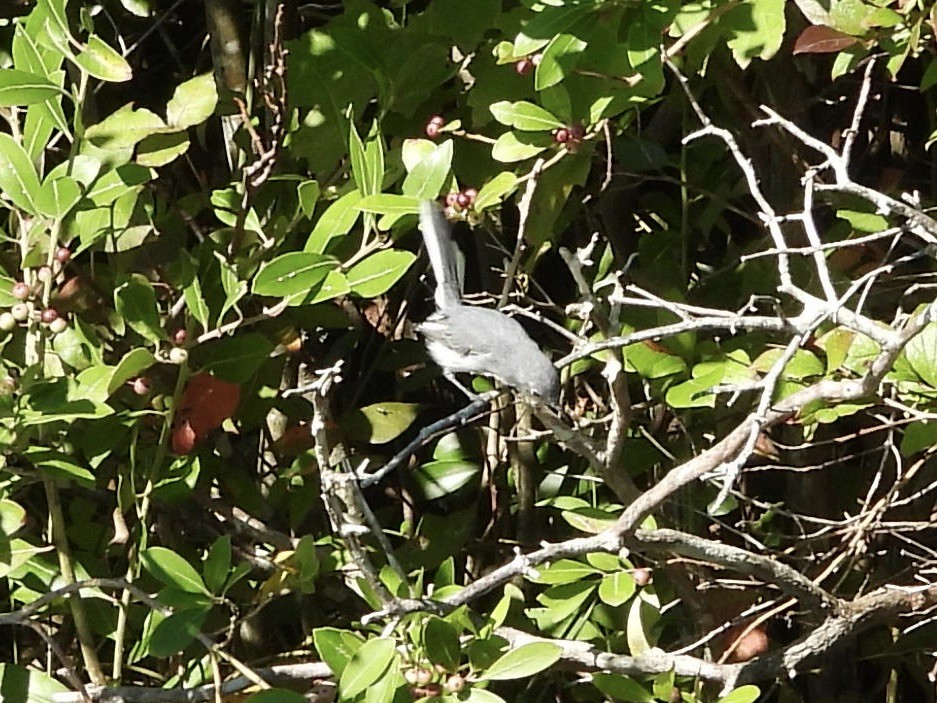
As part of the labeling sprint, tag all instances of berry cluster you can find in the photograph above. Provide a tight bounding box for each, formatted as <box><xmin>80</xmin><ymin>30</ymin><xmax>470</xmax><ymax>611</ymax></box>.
<box><xmin>424</xmin><ymin>114</ymin><xmax>446</xmax><ymax>140</ymax></box>
<box><xmin>1</xmin><ymin>247</ymin><xmax>73</xmax><ymax>336</ymax></box>
<box><xmin>513</xmin><ymin>53</ymin><xmax>542</xmax><ymax>76</ymax></box>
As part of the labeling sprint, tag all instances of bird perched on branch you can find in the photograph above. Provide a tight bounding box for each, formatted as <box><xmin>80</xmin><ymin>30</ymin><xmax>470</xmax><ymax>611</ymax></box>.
<box><xmin>415</xmin><ymin>200</ymin><xmax>559</xmax><ymax>405</ymax></box>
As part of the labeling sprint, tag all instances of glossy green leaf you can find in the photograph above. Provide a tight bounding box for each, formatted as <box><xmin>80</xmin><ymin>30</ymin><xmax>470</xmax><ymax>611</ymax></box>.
<box><xmin>295</xmin><ymin>269</ymin><xmax>351</xmax><ymax>305</ymax></box>
<box><xmin>0</xmin><ymin>132</ymin><xmax>41</xmax><ymax>213</ymax></box>
<box><xmin>342</xmin><ymin>402</ymin><xmax>420</xmax><ymax>445</ymax></box>
<box><xmin>904</xmin><ymin>322</ymin><xmax>937</xmax><ymax>388</ymax></box>
<box><xmin>529</xmin><ymin>559</ymin><xmax>599</xmax><ymax>585</ymax></box>
<box><xmin>900</xmin><ymin>421</ymin><xmax>937</xmax><ymax>457</ymax></box>
<box><xmin>192</xmin><ymin>333</ymin><xmax>275</xmax><ymax>384</ymax></box>
<box><xmin>592</xmin><ymin>673</ymin><xmax>655</xmax><ymax>702</ymax></box>
<box><xmin>305</xmin><ymin>190</ymin><xmax>363</xmax><ymax>253</ymax></box>
<box><xmin>339</xmin><ymin>637</ymin><xmax>396</xmax><ymax>698</ymax></box>
<box><xmin>0</xmin><ymin>500</ymin><xmax>26</xmax><ymax>537</ymax></box>
<box><xmin>0</xmin><ymin>68</ymin><xmax>59</xmax><ymax>105</ymax></box>
<box><xmin>203</xmin><ymin>535</ymin><xmax>232</xmax><ymax>593</ymax></box>
<box><xmin>514</xmin><ymin>4</ymin><xmax>594</xmax><ymax>56</ymax></box>
<box><xmin>24</xmin><ymin>449</ymin><xmax>95</xmax><ymax>488</ymax></box>
<box><xmin>356</xmin><ymin>193</ymin><xmax>420</xmax><ymax>216</ymax></box>
<box><xmin>73</xmin><ymin>35</ymin><xmax>133</xmax><ymax>82</ymax></box>
<box><xmin>136</xmin><ymin>131</ymin><xmax>190</xmax><ymax>167</ymax></box>
<box><xmin>490</xmin><ymin>100</ymin><xmax>564</xmax><ymax>131</ymax></box>
<box><xmin>725</xmin><ymin>0</ymin><xmax>785</xmax><ymax>68</ymax></box>
<box><xmin>491</xmin><ymin>131</ymin><xmax>552</xmax><ymax>163</ymax></box>
<box><xmin>413</xmin><ymin>459</ymin><xmax>480</xmax><ymax>500</ymax></box>
<box><xmin>402</xmin><ymin>139</ymin><xmax>453</xmax><ymax>199</ymax></box>
<box><xmin>108</xmin><ymin>348</ymin><xmax>156</xmax><ymax>395</ymax></box>
<box><xmin>0</xmin><ymin>664</ymin><xmax>69</xmax><ymax>703</ymax></box>
<box><xmin>474</xmin><ymin>171</ymin><xmax>518</xmax><ymax>211</ymax></box>
<box><xmin>298</xmin><ymin>179</ymin><xmax>320</xmax><ymax>217</ymax></box>
<box><xmin>166</xmin><ymin>72</ymin><xmax>218</xmax><ymax>128</ymax></box>
<box><xmin>148</xmin><ymin>608</ymin><xmax>208</xmax><ymax>656</ymax></box>
<box><xmin>114</xmin><ymin>275</ymin><xmax>163</xmax><ymax>344</ymax></box>
<box><xmin>423</xmin><ymin>616</ymin><xmax>461</xmax><ymax>671</ymax></box>
<box><xmin>535</xmin><ymin>33</ymin><xmax>587</xmax><ymax>90</ymax></box>
<box><xmin>481</xmin><ymin>641</ymin><xmax>561</xmax><ymax>680</ymax></box>
<box><xmin>716</xmin><ymin>685</ymin><xmax>762</xmax><ymax>703</ymax></box>
<box><xmin>35</xmin><ymin>175</ymin><xmax>81</xmax><ymax>218</ymax></box>
<box><xmin>252</xmin><ymin>252</ymin><xmax>337</xmax><ymax>297</ymax></box>
<box><xmin>346</xmin><ymin>250</ymin><xmax>416</xmax><ymax>298</ymax></box>
<box><xmin>140</xmin><ymin>546</ymin><xmax>209</xmax><ymax>594</ymax></box>
<box><xmin>598</xmin><ymin>571</ymin><xmax>636</xmax><ymax>606</ymax></box>
<box><xmin>85</xmin><ymin>104</ymin><xmax>165</xmax><ymax>150</ymax></box>
<box><xmin>313</xmin><ymin>627</ymin><xmax>365</xmax><ymax>678</ymax></box>
<box><xmin>464</xmin><ymin>690</ymin><xmax>508</xmax><ymax>703</ymax></box>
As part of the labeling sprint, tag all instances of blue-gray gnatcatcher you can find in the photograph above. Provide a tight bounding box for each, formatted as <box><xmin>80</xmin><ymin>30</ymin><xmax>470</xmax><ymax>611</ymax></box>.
<box><xmin>416</xmin><ymin>201</ymin><xmax>560</xmax><ymax>404</ymax></box>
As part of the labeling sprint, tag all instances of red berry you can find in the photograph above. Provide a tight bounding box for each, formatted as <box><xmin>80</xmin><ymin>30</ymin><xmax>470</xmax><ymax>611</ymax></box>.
<box><xmin>514</xmin><ymin>58</ymin><xmax>534</xmax><ymax>75</ymax></box>
<box><xmin>172</xmin><ymin>328</ymin><xmax>187</xmax><ymax>345</ymax></box>
<box><xmin>462</xmin><ymin>187</ymin><xmax>478</xmax><ymax>204</ymax></box>
<box><xmin>456</xmin><ymin>192</ymin><xmax>471</xmax><ymax>209</ymax></box>
<box><xmin>553</xmin><ymin>127</ymin><xmax>570</xmax><ymax>144</ymax></box>
<box><xmin>54</xmin><ymin>247</ymin><xmax>72</xmax><ymax>263</ymax></box>
<box><xmin>425</xmin><ymin>115</ymin><xmax>446</xmax><ymax>139</ymax></box>
<box><xmin>132</xmin><ymin>377</ymin><xmax>151</xmax><ymax>396</ymax></box>
<box><xmin>40</xmin><ymin>308</ymin><xmax>59</xmax><ymax>324</ymax></box>
<box><xmin>444</xmin><ymin>192</ymin><xmax>459</xmax><ymax>207</ymax></box>
<box><xmin>11</xmin><ymin>282</ymin><xmax>30</xmax><ymax>300</ymax></box>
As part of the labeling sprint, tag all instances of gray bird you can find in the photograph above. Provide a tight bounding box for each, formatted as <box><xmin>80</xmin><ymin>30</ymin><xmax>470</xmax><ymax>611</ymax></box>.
<box><xmin>416</xmin><ymin>201</ymin><xmax>560</xmax><ymax>405</ymax></box>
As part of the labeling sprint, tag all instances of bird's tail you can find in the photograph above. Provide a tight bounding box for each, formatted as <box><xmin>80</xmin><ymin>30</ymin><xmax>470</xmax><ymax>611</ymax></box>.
<box><xmin>419</xmin><ymin>200</ymin><xmax>462</xmax><ymax>310</ymax></box>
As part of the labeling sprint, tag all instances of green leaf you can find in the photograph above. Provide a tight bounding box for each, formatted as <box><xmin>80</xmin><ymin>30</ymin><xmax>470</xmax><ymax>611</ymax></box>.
<box><xmin>298</xmin><ymin>179</ymin><xmax>320</xmax><ymax>217</ymax></box>
<box><xmin>423</xmin><ymin>616</ymin><xmax>461</xmax><ymax>671</ymax></box>
<box><xmin>342</xmin><ymin>402</ymin><xmax>420</xmax><ymax>445</ymax></box>
<box><xmin>491</xmin><ymin>131</ymin><xmax>552</xmax><ymax>163</ymax></box>
<box><xmin>598</xmin><ymin>571</ymin><xmax>636</xmax><ymax>606</ymax></box>
<box><xmin>140</xmin><ymin>546</ymin><xmax>209</xmax><ymax>594</ymax></box>
<box><xmin>0</xmin><ymin>68</ymin><xmax>59</xmax><ymax>105</ymax></box>
<box><xmin>836</xmin><ymin>208</ymin><xmax>889</xmax><ymax>233</ymax></box>
<box><xmin>529</xmin><ymin>559</ymin><xmax>599</xmax><ymax>585</ymax></box>
<box><xmin>339</xmin><ymin>637</ymin><xmax>397</xmax><ymax>699</ymax></box>
<box><xmin>725</xmin><ymin>0</ymin><xmax>785</xmax><ymax>68</ymax></box>
<box><xmin>0</xmin><ymin>664</ymin><xmax>69</xmax><ymax>703</ymax></box>
<box><xmin>349</xmin><ymin>121</ymin><xmax>373</xmax><ymax>196</ymax></box>
<box><xmin>489</xmin><ymin>100</ymin><xmax>564</xmax><ymax>131</ymax></box>
<box><xmin>108</xmin><ymin>348</ymin><xmax>156</xmax><ymax>395</ymax></box>
<box><xmin>114</xmin><ymin>275</ymin><xmax>163</xmax><ymax>344</ymax></box>
<box><xmin>412</xmin><ymin>459</ymin><xmax>480</xmax><ymax>500</ymax></box>
<box><xmin>203</xmin><ymin>535</ymin><xmax>232</xmax><ymax>593</ymax></box>
<box><xmin>592</xmin><ymin>673</ymin><xmax>655</xmax><ymax>702</ymax></box>
<box><xmin>904</xmin><ymin>322</ymin><xmax>937</xmax><ymax>388</ymax></box>
<box><xmin>464</xmin><ymin>690</ymin><xmax>508</xmax><ymax>703</ymax></box>
<box><xmin>148</xmin><ymin>608</ymin><xmax>208</xmax><ymax>656</ymax></box>
<box><xmin>295</xmin><ymin>269</ymin><xmax>351</xmax><ymax>305</ymax></box>
<box><xmin>304</xmin><ymin>189</ymin><xmax>363</xmax><ymax>253</ymax></box>
<box><xmin>192</xmin><ymin>333</ymin><xmax>275</xmax><ymax>384</ymax></box>
<box><xmin>73</xmin><ymin>35</ymin><xmax>133</xmax><ymax>82</ymax></box>
<box><xmin>166</xmin><ymin>72</ymin><xmax>218</xmax><ymax>128</ymax></box>
<box><xmin>716</xmin><ymin>685</ymin><xmax>762</xmax><ymax>703</ymax></box>
<box><xmin>481</xmin><ymin>642</ymin><xmax>561</xmax><ymax>681</ymax></box>
<box><xmin>356</xmin><ymin>193</ymin><xmax>421</xmax><ymax>216</ymax></box>
<box><xmin>474</xmin><ymin>172</ymin><xmax>518</xmax><ymax>211</ymax></box>
<box><xmin>0</xmin><ymin>500</ymin><xmax>26</xmax><ymax>537</ymax></box>
<box><xmin>246</xmin><ymin>691</ymin><xmax>308</xmax><ymax>703</ymax></box>
<box><xmin>313</xmin><ymin>627</ymin><xmax>365</xmax><ymax>678</ymax></box>
<box><xmin>346</xmin><ymin>250</ymin><xmax>416</xmax><ymax>298</ymax></box>
<box><xmin>24</xmin><ymin>449</ymin><xmax>95</xmax><ymax>488</ymax></box>
<box><xmin>402</xmin><ymin>139</ymin><xmax>453</xmax><ymax>200</ymax></box>
<box><xmin>35</xmin><ymin>175</ymin><xmax>81</xmax><ymax>218</ymax></box>
<box><xmin>0</xmin><ymin>132</ymin><xmax>41</xmax><ymax>213</ymax></box>
<box><xmin>85</xmin><ymin>104</ymin><xmax>165</xmax><ymax>150</ymax></box>
<box><xmin>514</xmin><ymin>3</ymin><xmax>595</xmax><ymax>56</ymax></box>
<box><xmin>136</xmin><ymin>131</ymin><xmax>190</xmax><ymax>167</ymax></box>
<box><xmin>252</xmin><ymin>252</ymin><xmax>337</xmax><ymax>297</ymax></box>
<box><xmin>535</xmin><ymin>34</ymin><xmax>587</xmax><ymax>91</ymax></box>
